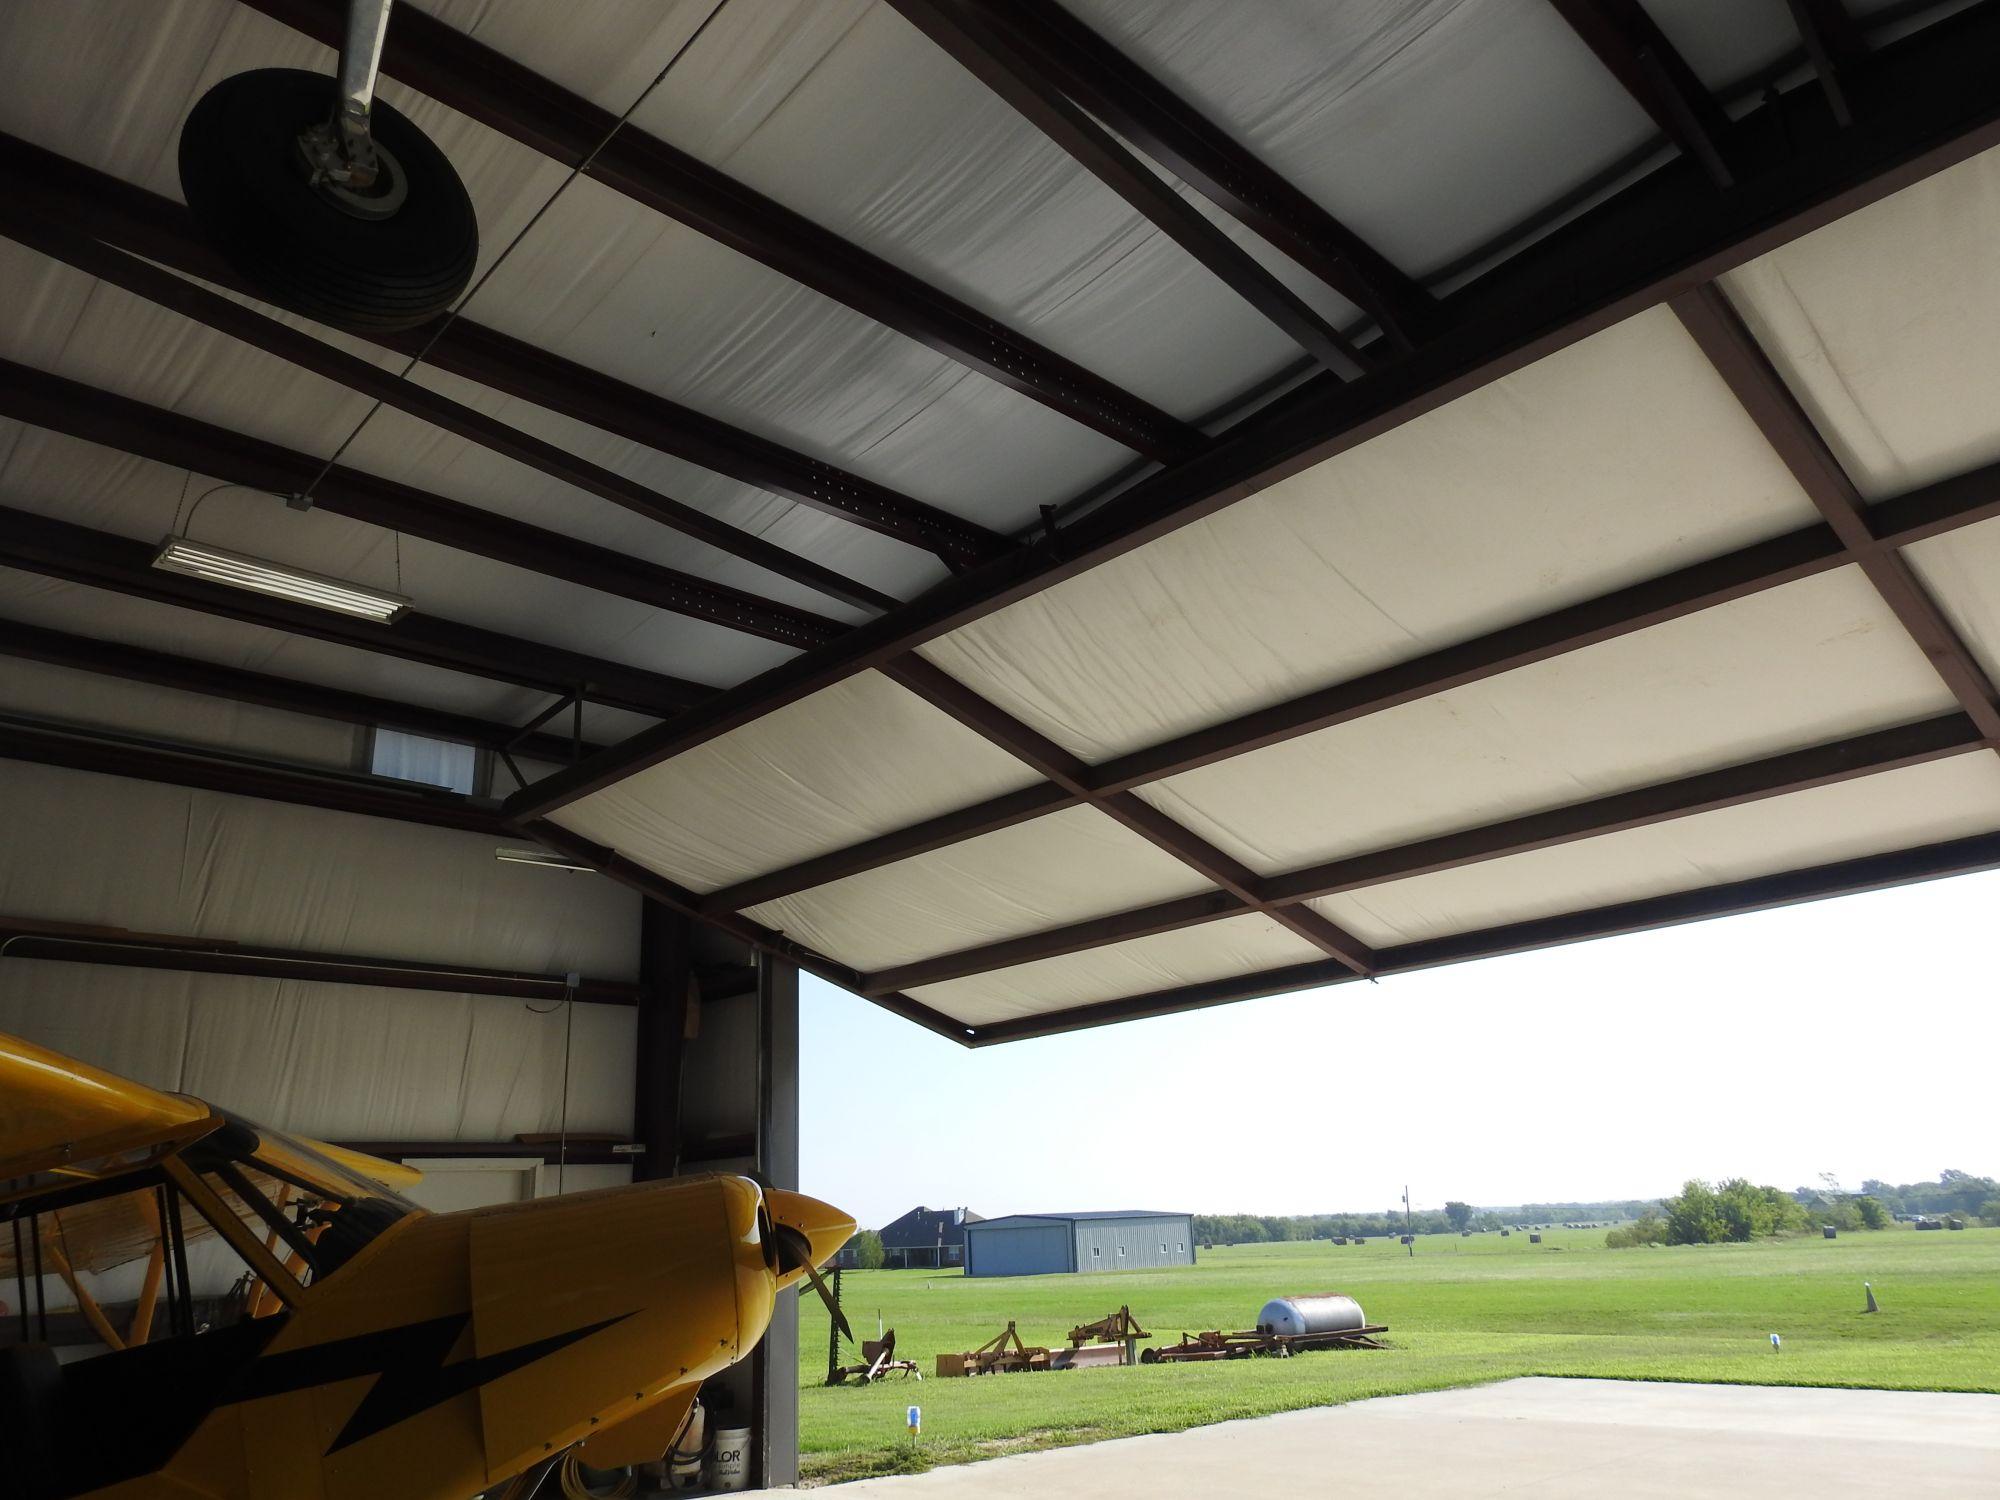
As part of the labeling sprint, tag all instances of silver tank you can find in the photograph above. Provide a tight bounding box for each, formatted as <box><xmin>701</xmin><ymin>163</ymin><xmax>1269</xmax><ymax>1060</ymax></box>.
<box><xmin>1257</xmin><ymin>1293</ymin><xmax>1365</xmax><ymax>1337</ymax></box>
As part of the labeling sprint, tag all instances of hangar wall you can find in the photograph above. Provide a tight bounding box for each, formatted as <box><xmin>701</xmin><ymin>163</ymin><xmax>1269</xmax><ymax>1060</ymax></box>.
<box><xmin>0</xmin><ymin>665</ymin><xmax>644</xmax><ymax>1145</ymax></box>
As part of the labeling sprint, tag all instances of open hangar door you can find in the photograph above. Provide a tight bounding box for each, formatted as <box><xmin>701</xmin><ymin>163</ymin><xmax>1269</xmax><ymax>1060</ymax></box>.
<box><xmin>4</xmin><ymin>0</ymin><xmax>2000</xmax><ymax>1495</ymax></box>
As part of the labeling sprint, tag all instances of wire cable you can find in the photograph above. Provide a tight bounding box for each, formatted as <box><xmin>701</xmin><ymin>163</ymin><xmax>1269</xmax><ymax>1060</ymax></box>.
<box><xmin>293</xmin><ymin>0</ymin><xmax>736</xmax><ymax>510</ymax></box>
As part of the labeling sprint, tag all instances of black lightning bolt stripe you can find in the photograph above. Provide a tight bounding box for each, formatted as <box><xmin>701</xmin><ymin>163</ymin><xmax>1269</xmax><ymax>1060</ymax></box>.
<box><xmin>225</xmin><ymin>1309</ymin><xmax>635</xmax><ymax>1453</ymax></box>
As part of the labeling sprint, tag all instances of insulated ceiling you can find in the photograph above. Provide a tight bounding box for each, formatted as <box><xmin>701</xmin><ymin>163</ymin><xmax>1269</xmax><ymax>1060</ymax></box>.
<box><xmin>3</xmin><ymin>0</ymin><xmax>1999</xmax><ymax>1045</ymax></box>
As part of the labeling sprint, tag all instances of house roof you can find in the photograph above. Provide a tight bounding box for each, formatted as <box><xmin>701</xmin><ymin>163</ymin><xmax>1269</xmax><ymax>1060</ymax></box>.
<box><xmin>877</xmin><ymin>1204</ymin><xmax>983</xmax><ymax>1245</ymax></box>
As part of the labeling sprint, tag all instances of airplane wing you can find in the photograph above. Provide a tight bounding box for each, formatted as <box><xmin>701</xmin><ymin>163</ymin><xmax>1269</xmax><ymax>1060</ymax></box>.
<box><xmin>0</xmin><ymin>1029</ymin><xmax>217</xmax><ymax>1189</ymax></box>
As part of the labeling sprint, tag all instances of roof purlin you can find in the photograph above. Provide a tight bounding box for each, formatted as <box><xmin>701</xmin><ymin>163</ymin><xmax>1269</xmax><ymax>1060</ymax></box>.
<box><xmin>239</xmin><ymin>0</ymin><xmax>1205</xmax><ymax>469</ymax></box>
<box><xmin>705</xmin><ymin>452</ymin><xmax>2000</xmax><ymax>914</ymax></box>
<box><xmin>883</xmin><ymin>0</ymin><xmax>1370</xmax><ymax>379</ymax></box>
<box><xmin>513</xmin><ymin>0</ymin><xmax>2000</xmax><ymax>823</ymax></box>
<box><xmin>965</xmin><ymin>827</ymin><xmax>2000</xmax><ymax>1044</ymax></box>
<box><xmin>0</xmin><ymin>358</ymin><xmax>848</xmax><ymax>651</ymax></box>
<box><xmin>859</xmin><ymin>714</ymin><xmax>1991</xmax><ymax>996</ymax></box>
<box><xmin>0</xmin><ymin>132</ymin><xmax>1002</xmax><ymax>571</ymax></box>
<box><xmin>0</xmin><ymin>201</ymin><xmax>896</xmax><ymax>618</ymax></box>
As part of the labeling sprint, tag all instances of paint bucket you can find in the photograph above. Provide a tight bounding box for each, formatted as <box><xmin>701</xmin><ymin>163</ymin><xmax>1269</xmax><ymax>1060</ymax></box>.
<box><xmin>710</xmin><ymin>1427</ymin><xmax>752</xmax><ymax>1492</ymax></box>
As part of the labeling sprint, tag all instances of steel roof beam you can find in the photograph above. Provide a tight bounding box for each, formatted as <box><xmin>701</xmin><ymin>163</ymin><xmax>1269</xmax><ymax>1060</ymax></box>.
<box><xmin>512</xmin><ymin>0</ymin><xmax>2000</xmax><ymax>821</ymax></box>
<box><xmin>0</xmin><ymin>917</ymin><xmax>641</xmax><ymax>1005</ymax></box>
<box><xmin>967</xmin><ymin>827</ymin><xmax>2000</xmax><ymax>1043</ymax></box>
<box><xmin>238</xmin><ymin>0</ymin><xmax>1203</xmax><ymax>467</ymax></box>
<box><xmin>859</xmin><ymin>712</ymin><xmax>1987</xmax><ymax>993</ymax></box>
<box><xmin>1547</xmin><ymin>0</ymin><xmax>1738</xmax><ymax>188</ymax></box>
<box><xmin>516</xmin><ymin>818</ymin><xmax>975</xmax><ymax>1045</ymax></box>
<box><xmin>0</xmin><ymin>360</ymin><xmax>849</xmax><ymax>651</ymax></box>
<box><xmin>973</xmin><ymin>0</ymin><xmax>1438</xmax><ymax>351</ymax></box>
<box><xmin>885</xmin><ymin>0</ymin><xmax>1369</xmax><ymax>378</ymax></box>
<box><xmin>1671</xmin><ymin>283</ymin><xmax>2000</xmax><ymax>742</ymax></box>
<box><xmin>702</xmin><ymin>452</ymin><xmax>2000</xmax><ymax>912</ymax></box>
<box><xmin>0</xmin><ymin>133</ymin><xmax>1001</xmax><ymax>571</ymax></box>
<box><xmin>879</xmin><ymin>656</ymin><xmax>1377</xmax><ymax>974</ymax></box>
<box><xmin>0</xmin><ymin>619</ymin><xmax>602</xmax><ymax>764</ymax></box>
<box><xmin>0</xmin><ymin>209</ymin><xmax>895</xmax><ymax>618</ymax></box>
<box><xmin>0</xmin><ymin>505</ymin><xmax>709</xmax><ymax>718</ymax></box>
<box><xmin>0</xmin><ymin>718</ymin><xmax>509</xmax><ymax>834</ymax></box>
<box><xmin>1788</xmin><ymin>0</ymin><xmax>1871</xmax><ymax>126</ymax></box>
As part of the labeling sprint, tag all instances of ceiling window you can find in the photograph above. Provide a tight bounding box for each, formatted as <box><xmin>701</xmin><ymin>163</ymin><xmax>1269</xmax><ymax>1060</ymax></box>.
<box><xmin>371</xmin><ymin>728</ymin><xmax>477</xmax><ymax>794</ymax></box>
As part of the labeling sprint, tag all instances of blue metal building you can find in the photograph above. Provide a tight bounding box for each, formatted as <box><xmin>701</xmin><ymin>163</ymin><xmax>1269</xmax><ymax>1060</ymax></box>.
<box><xmin>962</xmin><ymin>1211</ymin><xmax>1196</xmax><ymax>1277</ymax></box>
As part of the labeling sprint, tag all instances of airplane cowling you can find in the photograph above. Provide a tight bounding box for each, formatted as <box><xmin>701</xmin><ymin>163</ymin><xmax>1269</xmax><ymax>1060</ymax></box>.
<box><xmin>467</xmin><ymin>1174</ymin><xmax>774</xmax><ymax>1480</ymax></box>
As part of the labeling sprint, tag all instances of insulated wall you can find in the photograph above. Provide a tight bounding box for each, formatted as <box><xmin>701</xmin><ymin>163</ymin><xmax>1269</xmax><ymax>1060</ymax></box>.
<box><xmin>0</xmin><ymin>703</ymin><xmax>643</xmax><ymax>1144</ymax></box>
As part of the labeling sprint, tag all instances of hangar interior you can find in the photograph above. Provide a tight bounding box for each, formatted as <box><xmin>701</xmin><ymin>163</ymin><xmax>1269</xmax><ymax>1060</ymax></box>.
<box><xmin>4</xmin><ymin>0</ymin><xmax>2000</xmax><ymax>1490</ymax></box>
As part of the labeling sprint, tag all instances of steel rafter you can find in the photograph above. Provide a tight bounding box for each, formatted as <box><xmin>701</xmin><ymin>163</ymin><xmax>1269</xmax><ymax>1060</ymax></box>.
<box><xmin>0</xmin><ymin>505</ymin><xmax>709</xmax><ymax>718</ymax></box>
<box><xmin>0</xmin><ymin>718</ymin><xmax>508</xmax><ymax>834</ymax></box>
<box><xmin>1788</xmin><ymin>0</ymin><xmax>1871</xmax><ymax>126</ymax></box>
<box><xmin>238</xmin><ymin>0</ymin><xmax>1203</xmax><ymax>467</ymax></box>
<box><xmin>1670</xmin><ymin>283</ymin><xmax>2000</xmax><ymax>742</ymax></box>
<box><xmin>859</xmin><ymin>713</ymin><xmax>1989</xmax><ymax>994</ymax></box>
<box><xmin>966</xmin><ymin>827</ymin><xmax>2000</xmax><ymax>1043</ymax></box>
<box><xmin>0</xmin><ymin>619</ymin><xmax>600</xmax><ymax>764</ymax></box>
<box><xmin>0</xmin><ymin>210</ymin><xmax>895</xmax><ymax>618</ymax></box>
<box><xmin>515</xmin><ymin>819</ymin><xmax>975</xmax><ymax>1045</ymax></box>
<box><xmin>515</xmin><ymin>0</ymin><xmax>2000</xmax><ymax>823</ymax></box>
<box><xmin>0</xmin><ymin>361</ymin><xmax>849</xmax><ymax>651</ymax></box>
<box><xmin>0</xmin><ymin>133</ymin><xmax>1001</xmax><ymax>572</ymax></box>
<box><xmin>884</xmin><ymin>0</ymin><xmax>1368</xmax><ymax>378</ymax></box>
<box><xmin>704</xmin><ymin>454</ymin><xmax>2000</xmax><ymax>913</ymax></box>
<box><xmin>878</xmin><ymin>656</ymin><xmax>1377</xmax><ymax>975</ymax></box>
<box><xmin>1547</xmin><ymin>0</ymin><xmax>1737</xmax><ymax>188</ymax></box>
<box><xmin>0</xmin><ymin>917</ymin><xmax>640</xmax><ymax>1005</ymax></box>
<box><xmin>975</xmin><ymin>0</ymin><xmax>1437</xmax><ymax>350</ymax></box>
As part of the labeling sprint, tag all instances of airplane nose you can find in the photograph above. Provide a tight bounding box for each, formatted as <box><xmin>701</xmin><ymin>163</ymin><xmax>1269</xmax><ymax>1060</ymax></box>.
<box><xmin>763</xmin><ymin>1188</ymin><xmax>855</xmax><ymax>1288</ymax></box>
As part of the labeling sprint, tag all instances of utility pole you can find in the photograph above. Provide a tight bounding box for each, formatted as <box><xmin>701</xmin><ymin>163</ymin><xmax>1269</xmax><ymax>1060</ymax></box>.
<box><xmin>1404</xmin><ymin>1185</ymin><xmax>1415</xmax><ymax>1257</ymax></box>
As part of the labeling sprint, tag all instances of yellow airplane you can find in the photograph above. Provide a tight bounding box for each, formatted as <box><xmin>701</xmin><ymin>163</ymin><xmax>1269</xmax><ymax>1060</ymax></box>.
<box><xmin>0</xmin><ymin>1030</ymin><xmax>854</xmax><ymax>1499</ymax></box>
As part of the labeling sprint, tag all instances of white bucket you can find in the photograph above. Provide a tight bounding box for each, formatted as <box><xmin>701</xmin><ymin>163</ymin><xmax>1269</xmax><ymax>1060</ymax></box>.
<box><xmin>709</xmin><ymin>1427</ymin><xmax>752</xmax><ymax>1492</ymax></box>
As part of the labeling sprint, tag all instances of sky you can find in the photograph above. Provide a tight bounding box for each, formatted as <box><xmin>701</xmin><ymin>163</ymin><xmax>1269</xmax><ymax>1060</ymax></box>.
<box><xmin>799</xmin><ymin>867</ymin><xmax>2000</xmax><ymax>1230</ymax></box>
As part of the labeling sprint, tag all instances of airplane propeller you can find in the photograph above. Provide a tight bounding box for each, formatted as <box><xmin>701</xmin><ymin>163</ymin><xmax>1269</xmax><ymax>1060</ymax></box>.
<box><xmin>754</xmin><ymin>1189</ymin><xmax>852</xmax><ymax>1342</ymax></box>
<box><xmin>774</xmin><ymin>1222</ymin><xmax>853</xmax><ymax>1343</ymax></box>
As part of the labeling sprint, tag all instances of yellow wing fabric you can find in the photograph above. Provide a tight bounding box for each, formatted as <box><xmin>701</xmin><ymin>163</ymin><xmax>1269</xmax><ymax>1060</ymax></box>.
<box><xmin>0</xmin><ymin>1029</ymin><xmax>216</xmax><ymax>1186</ymax></box>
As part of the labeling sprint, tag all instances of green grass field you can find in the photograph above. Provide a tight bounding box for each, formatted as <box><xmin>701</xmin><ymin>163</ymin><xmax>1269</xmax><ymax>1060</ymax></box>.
<box><xmin>795</xmin><ymin>1226</ymin><xmax>2000</xmax><ymax>1485</ymax></box>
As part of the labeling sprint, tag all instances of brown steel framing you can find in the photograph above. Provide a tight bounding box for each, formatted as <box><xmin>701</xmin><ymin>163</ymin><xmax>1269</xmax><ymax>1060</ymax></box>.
<box><xmin>495</xmin><ymin>3</ymin><xmax>2000</xmax><ymax>1041</ymax></box>
<box><xmin>0</xmin><ymin>360</ymin><xmax>850</xmax><ymax>651</ymax></box>
<box><xmin>515</xmin><ymin>0</ymin><xmax>2000</xmax><ymax>822</ymax></box>
<box><xmin>883</xmin><ymin>0</ymin><xmax>1369</xmax><ymax>379</ymax></box>
<box><xmin>0</xmin><ymin>133</ymin><xmax>1000</xmax><ymax>574</ymax></box>
<box><xmin>238</xmin><ymin>0</ymin><xmax>1203</xmax><ymax>468</ymax></box>
<box><xmin>0</xmin><ymin>208</ymin><xmax>894</xmax><ymax>619</ymax></box>
<box><xmin>0</xmin><ymin>619</ymin><xmax>602</xmax><ymax>765</ymax></box>
<box><xmin>972</xmin><ymin>0</ymin><xmax>1438</xmax><ymax>350</ymax></box>
<box><xmin>0</xmin><ymin>504</ymin><xmax>709</xmax><ymax>719</ymax></box>
<box><xmin>879</xmin><ymin>657</ymin><xmax>1376</xmax><ymax>974</ymax></box>
<box><xmin>855</xmin><ymin>297</ymin><xmax>2000</xmax><ymax>996</ymax></box>
<box><xmin>1546</xmin><ymin>0</ymin><xmax>1738</xmax><ymax>189</ymax></box>
<box><xmin>706</xmin><ymin>452</ymin><xmax>2000</xmax><ymax>922</ymax></box>
<box><xmin>967</xmin><ymin>828</ymin><xmax>2000</xmax><ymax>1044</ymax></box>
<box><xmin>0</xmin><ymin>718</ymin><xmax>510</xmax><ymax>835</ymax></box>
<box><xmin>0</xmin><ymin>918</ymin><xmax>640</xmax><ymax>1006</ymax></box>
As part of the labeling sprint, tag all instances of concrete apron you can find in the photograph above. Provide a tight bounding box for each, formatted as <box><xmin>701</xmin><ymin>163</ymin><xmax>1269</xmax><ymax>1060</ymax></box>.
<box><xmin>765</xmin><ymin>1377</ymin><xmax>2000</xmax><ymax>1497</ymax></box>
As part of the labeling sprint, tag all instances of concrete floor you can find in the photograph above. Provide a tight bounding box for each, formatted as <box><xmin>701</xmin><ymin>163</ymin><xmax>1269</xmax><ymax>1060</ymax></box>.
<box><xmin>774</xmin><ymin>1378</ymin><xmax>2000</xmax><ymax>1496</ymax></box>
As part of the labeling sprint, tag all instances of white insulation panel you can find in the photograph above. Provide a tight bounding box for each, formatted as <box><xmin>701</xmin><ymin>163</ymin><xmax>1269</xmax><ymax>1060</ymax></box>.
<box><xmin>1313</xmin><ymin>754</ymin><xmax>2000</xmax><ymax>948</ymax></box>
<box><xmin>919</xmin><ymin>306</ymin><xmax>1822</xmax><ymax>764</ymax></box>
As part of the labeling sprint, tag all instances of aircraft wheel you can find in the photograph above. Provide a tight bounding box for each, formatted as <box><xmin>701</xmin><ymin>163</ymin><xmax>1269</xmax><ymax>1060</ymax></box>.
<box><xmin>179</xmin><ymin>68</ymin><xmax>477</xmax><ymax>332</ymax></box>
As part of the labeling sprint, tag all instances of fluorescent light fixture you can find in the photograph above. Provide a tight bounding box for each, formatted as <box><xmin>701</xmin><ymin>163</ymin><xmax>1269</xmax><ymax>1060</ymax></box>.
<box><xmin>153</xmin><ymin>535</ymin><xmax>410</xmax><ymax>622</ymax></box>
<box><xmin>495</xmin><ymin>846</ymin><xmax>595</xmax><ymax>873</ymax></box>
